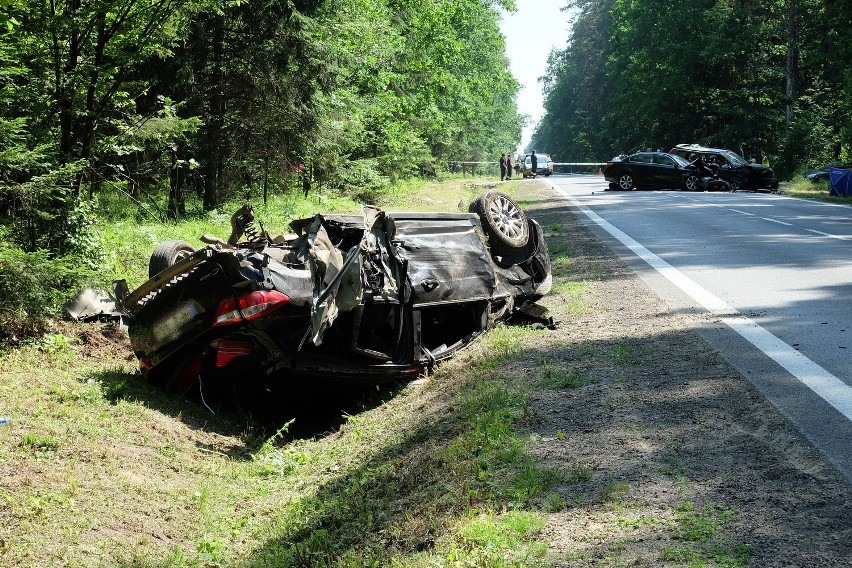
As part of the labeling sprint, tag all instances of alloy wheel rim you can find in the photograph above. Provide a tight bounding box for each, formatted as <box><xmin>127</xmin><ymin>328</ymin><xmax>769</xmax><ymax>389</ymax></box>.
<box><xmin>487</xmin><ymin>195</ymin><xmax>524</xmax><ymax>239</ymax></box>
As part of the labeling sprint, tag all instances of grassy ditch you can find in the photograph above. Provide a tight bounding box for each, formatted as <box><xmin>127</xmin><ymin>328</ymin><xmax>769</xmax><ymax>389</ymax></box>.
<box><xmin>0</xmin><ymin>179</ymin><xmax>751</xmax><ymax>567</ymax></box>
<box><xmin>780</xmin><ymin>176</ymin><xmax>852</xmax><ymax>204</ymax></box>
<box><xmin>0</xmin><ymin>316</ymin><xmax>561</xmax><ymax>566</ymax></box>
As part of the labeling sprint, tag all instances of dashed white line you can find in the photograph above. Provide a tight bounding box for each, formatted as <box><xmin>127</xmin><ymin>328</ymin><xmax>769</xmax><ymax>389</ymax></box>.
<box><xmin>805</xmin><ymin>227</ymin><xmax>848</xmax><ymax>240</ymax></box>
<box><xmin>678</xmin><ymin>194</ymin><xmax>850</xmax><ymax>240</ymax></box>
<box><xmin>763</xmin><ymin>218</ymin><xmax>793</xmax><ymax>226</ymax></box>
<box><xmin>557</xmin><ymin>187</ymin><xmax>852</xmax><ymax>423</ymax></box>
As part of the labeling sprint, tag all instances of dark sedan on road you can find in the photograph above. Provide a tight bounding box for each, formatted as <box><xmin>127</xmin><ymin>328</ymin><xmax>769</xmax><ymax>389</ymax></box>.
<box><xmin>669</xmin><ymin>144</ymin><xmax>779</xmax><ymax>192</ymax></box>
<box><xmin>603</xmin><ymin>151</ymin><xmax>699</xmax><ymax>191</ymax></box>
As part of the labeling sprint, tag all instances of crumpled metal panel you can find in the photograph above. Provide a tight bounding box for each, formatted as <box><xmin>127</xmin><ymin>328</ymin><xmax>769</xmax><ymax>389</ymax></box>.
<box><xmin>306</xmin><ymin>207</ymin><xmax>401</xmax><ymax>347</ymax></box>
<box><xmin>391</xmin><ymin>214</ymin><xmax>497</xmax><ymax>305</ymax></box>
<box><xmin>307</xmin><ymin>216</ymin><xmax>349</xmax><ymax>346</ymax></box>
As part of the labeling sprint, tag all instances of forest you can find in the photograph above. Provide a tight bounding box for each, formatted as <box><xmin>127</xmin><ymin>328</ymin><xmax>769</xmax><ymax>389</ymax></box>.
<box><xmin>530</xmin><ymin>0</ymin><xmax>851</xmax><ymax>175</ymax></box>
<box><xmin>0</xmin><ymin>0</ymin><xmax>520</xmax><ymax>339</ymax></box>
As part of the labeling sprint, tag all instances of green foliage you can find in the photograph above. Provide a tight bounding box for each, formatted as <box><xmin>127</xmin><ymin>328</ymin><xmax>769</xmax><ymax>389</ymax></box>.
<box><xmin>0</xmin><ymin>0</ymin><xmax>520</xmax><ymax>283</ymax></box>
<box><xmin>310</xmin><ymin>0</ymin><xmax>522</xmax><ymax>187</ymax></box>
<box><xmin>533</xmin><ymin>0</ymin><xmax>849</xmax><ymax>176</ymax></box>
<box><xmin>453</xmin><ymin>510</ymin><xmax>548</xmax><ymax>565</ymax></box>
<box><xmin>0</xmin><ymin>244</ymin><xmax>96</xmax><ymax>342</ymax></box>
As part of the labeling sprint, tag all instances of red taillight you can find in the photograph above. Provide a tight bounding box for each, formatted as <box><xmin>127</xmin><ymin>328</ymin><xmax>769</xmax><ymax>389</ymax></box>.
<box><xmin>214</xmin><ymin>290</ymin><xmax>290</xmax><ymax>326</ymax></box>
<box><xmin>171</xmin><ymin>354</ymin><xmax>203</xmax><ymax>392</ymax></box>
<box><xmin>215</xmin><ymin>339</ymin><xmax>254</xmax><ymax>367</ymax></box>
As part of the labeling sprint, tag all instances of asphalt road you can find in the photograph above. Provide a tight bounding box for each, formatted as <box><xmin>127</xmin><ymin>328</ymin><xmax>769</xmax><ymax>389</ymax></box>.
<box><xmin>546</xmin><ymin>174</ymin><xmax>852</xmax><ymax>484</ymax></box>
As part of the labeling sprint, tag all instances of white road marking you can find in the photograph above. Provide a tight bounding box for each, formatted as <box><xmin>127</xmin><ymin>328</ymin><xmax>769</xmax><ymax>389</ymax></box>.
<box><xmin>804</xmin><ymin>227</ymin><xmax>847</xmax><ymax>240</ymax></box>
<box><xmin>556</xmin><ymin>186</ymin><xmax>852</xmax><ymax>422</ymax></box>
<box><xmin>678</xmin><ymin>194</ymin><xmax>851</xmax><ymax>240</ymax></box>
<box><xmin>763</xmin><ymin>218</ymin><xmax>793</xmax><ymax>226</ymax></box>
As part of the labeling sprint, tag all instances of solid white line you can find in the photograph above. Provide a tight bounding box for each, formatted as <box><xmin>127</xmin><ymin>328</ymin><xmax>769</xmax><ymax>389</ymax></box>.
<box><xmin>556</xmin><ymin>187</ymin><xmax>852</xmax><ymax>422</ymax></box>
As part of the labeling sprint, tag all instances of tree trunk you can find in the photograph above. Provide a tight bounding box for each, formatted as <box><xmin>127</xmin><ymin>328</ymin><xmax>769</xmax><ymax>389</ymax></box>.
<box><xmin>785</xmin><ymin>0</ymin><xmax>797</xmax><ymax>138</ymax></box>
<box><xmin>263</xmin><ymin>153</ymin><xmax>269</xmax><ymax>205</ymax></box>
<box><xmin>53</xmin><ymin>0</ymin><xmax>81</xmax><ymax>165</ymax></box>
<box><xmin>203</xmin><ymin>13</ymin><xmax>225</xmax><ymax>211</ymax></box>
<box><xmin>168</xmin><ymin>143</ymin><xmax>187</xmax><ymax>220</ymax></box>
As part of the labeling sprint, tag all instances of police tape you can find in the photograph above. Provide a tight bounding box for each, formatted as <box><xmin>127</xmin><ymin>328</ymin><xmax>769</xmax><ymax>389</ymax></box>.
<box><xmin>446</xmin><ymin>161</ymin><xmax>605</xmax><ymax>166</ymax></box>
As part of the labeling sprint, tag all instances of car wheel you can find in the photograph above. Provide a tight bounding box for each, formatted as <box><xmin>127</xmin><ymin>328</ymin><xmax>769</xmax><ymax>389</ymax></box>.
<box><xmin>469</xmin><ymin>190</ymin><xmax>530</xmax><ymax>255</ymax></box>
<box><xmin>618</xmin><ymin>174</ymin><xmax>634</xmax><ymax>190</ymax></box>
<box><xmin>148</xmin><ymin>240</ymin><xmax>196</xmax><ymax>278</ymax></box>
<box><xmin>730</xmin><ymin>175</ymin><xmax>746</xmax><ymax>192</ymax></box>
<box><xmin>684</xmin><ymin>174</ymin><xmax>699</xmax><ymax>191</ymax></box>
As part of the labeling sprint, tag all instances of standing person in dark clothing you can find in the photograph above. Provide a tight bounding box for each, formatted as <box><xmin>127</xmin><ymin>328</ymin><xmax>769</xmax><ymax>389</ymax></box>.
<box><xmin>499</xmin><ymin>154</ymin><xmax>508</xmax><ymax>181</ymax></box>
<box><xmin>530</xmin><ymin>150</ymin><xmax>538</xmax><ymax>178</ymax></box>
<box><xmin>506</xmin><ymin>154</ymin><xmax>513</xmax><ymax>180</ymax></box>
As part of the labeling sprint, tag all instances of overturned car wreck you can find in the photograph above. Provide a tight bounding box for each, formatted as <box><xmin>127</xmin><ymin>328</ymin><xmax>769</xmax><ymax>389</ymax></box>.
<box><xmin>120</xmin><ymin>190</ymin><xmax>552</xmax><ymax>400</ymax></box>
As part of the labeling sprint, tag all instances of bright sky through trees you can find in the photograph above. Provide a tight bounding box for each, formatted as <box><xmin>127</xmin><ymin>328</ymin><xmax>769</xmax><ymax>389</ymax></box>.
<box><xmin>499</xmin><ymin>0</ymin><xmax>572</xmax><ymax>151</ymax></box>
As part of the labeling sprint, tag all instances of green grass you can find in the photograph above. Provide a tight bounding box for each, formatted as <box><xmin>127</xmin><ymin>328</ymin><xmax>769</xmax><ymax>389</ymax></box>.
<box><xmin>659</xmin><ymin>502</ymin><xmax>749</xmax><ymax>567</ymax></box>
<box><xmin>536</xmin><ymin>361</ymin><xmax>590</xmax><ymax>389</ymax></box>
<box><xmin>544</xmin><ymin>281</ymin><xmax>589</xmax><ymax>315</ymax></box>
<box><xmin>0</xmin><ymin>178</ymin><xmax>754</xmax><ymax>567</ymax></box>
<box><xmin>609</xmin><ymin>342</ymin><xmax>646</xmax><ymax>365</ymax></box>
<box><xmin>781</xmin><ymin>177</ymin><xmax>852</xmax><ymax>204</ymax></box>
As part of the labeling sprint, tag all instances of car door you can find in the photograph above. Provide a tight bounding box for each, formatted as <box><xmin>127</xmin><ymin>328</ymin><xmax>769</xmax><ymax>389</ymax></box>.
<box><xmin>650</xmin><ymin>153</ymin><xmax>681</xmax><ymax>188</ymax></box>
<box><xmin>709</xmin><ymin>153</ymin><xmax>738</xmax><ymax>185</ymax></box>
<box><xmin>627</xmin><ymin>153</ymin><xmax>655</xmax><ymax>187</ymax></box>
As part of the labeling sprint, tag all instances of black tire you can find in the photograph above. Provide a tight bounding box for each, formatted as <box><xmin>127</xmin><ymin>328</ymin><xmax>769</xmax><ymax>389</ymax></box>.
<box><xmin>684</xmin><ymin>174</ymin><xmax>700</xmax><ymax>191</ymax></box>
<box><xmin>618</xmin><ymin>173</ymin><xmax>634</xmax><ymax>190</ymax></box>
<box><xmin>148</xmin><ymin>240</ymin><xmax>196</xmax><ymax>278</ymax></box>
<box><xmin>730</xmin><ymin>175</ymin><xmax>746</xmax><ymax>192</ymax></box>
<box><xmin>469</xmin><ymin>190</ymin><xmax>530</xmax><ymax>255</ymax></box>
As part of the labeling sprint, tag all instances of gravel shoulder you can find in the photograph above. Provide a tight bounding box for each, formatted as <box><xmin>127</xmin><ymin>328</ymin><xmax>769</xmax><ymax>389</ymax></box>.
<box><xmin>518</xmin><ymin>181</ymin><xmax>852</xmax><ymax>566</ymax></box>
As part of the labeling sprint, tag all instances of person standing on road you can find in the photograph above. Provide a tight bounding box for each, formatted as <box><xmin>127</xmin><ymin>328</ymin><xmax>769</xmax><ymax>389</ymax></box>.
<box><xmin>530</xmin><ymin>150</ymin><xmax>538</xmax><ymax>178</ymax></box>
<box><xmin>506</xmin><ymin>154</ymin><xmax>513</xmax><ymax>180</ymax></box>
<box><xmin>499</xmin><ymin>154</ymin><xmax>508</xmax><ymax>181</ymax></box>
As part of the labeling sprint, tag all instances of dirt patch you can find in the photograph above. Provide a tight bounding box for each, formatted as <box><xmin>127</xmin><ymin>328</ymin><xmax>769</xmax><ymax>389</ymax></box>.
<box><xmin>518</xmin><ymin>182</ymin><xmax>852</xmax><ymax>566</ymax></box>
<box><xmin>47</xmin><ymin>319</ymin><xmax>135</xmax><ymax>363</ymax></box>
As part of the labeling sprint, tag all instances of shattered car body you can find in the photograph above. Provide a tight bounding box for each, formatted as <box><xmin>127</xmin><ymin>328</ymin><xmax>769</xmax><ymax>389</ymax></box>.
<box><xmin>122</xmin><ymin>191</ymin><xmax>552</xmax><ymax>399</ymax></box>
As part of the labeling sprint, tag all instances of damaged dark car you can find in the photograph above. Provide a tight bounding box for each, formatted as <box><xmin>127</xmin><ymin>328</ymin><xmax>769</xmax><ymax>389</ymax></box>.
<box><xmin>118</xmin><ymin>190</ymin><xmax>552</xmax><ymax>402</ymax></box>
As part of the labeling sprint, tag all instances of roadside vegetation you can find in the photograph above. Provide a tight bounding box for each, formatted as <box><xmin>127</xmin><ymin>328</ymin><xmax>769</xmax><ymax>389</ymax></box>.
<box><xmin>533</xmin><ymin>0</ymin><xmax>851</xmax><ymax>180</ymax></box>
<box><xmin>780</xmin><ymin>177</ymin><xmax>851</xmax><ymax>204</ymax></box>
<box><xmin>0</xmin><ymin>0</ymin><xmax>520</xmax><ymax>343</ymax></box>
<box><xmin>0</xmin><ymin>180</ymin><xmax>754</xmax><ymax>567</ymax></box>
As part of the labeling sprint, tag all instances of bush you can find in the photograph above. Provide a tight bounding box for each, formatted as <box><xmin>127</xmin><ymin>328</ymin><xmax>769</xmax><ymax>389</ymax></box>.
<box><xmin>329</xmin><ymin>158</ymin><xmax>390</xmax><ymax>202</ymax></box>
<box><xmin>0</xmin><ymin>244</ymin><xmax>96</xmax><ymax>344</ymax></box>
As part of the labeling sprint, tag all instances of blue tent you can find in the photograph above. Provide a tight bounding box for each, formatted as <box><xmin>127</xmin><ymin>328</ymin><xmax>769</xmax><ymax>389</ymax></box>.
<box><xmin>829</xmin><ymin>167</ymin><xmax>852</xmax><ymax>197</ymax></box>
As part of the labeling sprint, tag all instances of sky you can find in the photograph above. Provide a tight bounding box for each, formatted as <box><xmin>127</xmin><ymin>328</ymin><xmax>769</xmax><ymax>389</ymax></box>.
<box><xmin>499</xmin><ymin>1</ymin><xmax>573</xmax><ymax>153</ymax></box>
